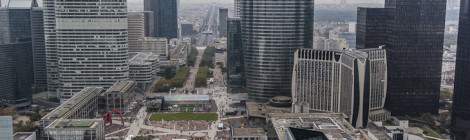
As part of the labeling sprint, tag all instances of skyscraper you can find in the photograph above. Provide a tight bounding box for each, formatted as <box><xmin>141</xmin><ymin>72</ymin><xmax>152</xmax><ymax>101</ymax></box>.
<box><xmin>0</xmin><ymin>0</ymin><xmax>41</xmax><ymax>108</ymax></box>
<box><xmin>384</xmin><ymin>0</ymin><xmax>446</xmax><ymax>115</ymax></box>
<box><xmin>44</xmin><ymin>0</ymin><xmax>129</xmax><ymax>102</ymax></box>
<box><xmin>240</xmin><ymin>0</ymin><xmax>314</xmax><ymax>100</ymax></box>
<box><xmin>356</xmin><ymin>8</ymin><xmax>392</xmax><ymax>49</ymax></box>
<box><xmin>452</xmin><ymin>0</ymin><xmax>470</xmax><ymax>138</ymax></box>
<box><xmin>128</xmin><ymin>12</ymin><xmax>145</xmax><ymax>51</ymax></box>
<box><xmin>218</xmin><ymin>8</ymin><xmax>228</xmax><ymax>37</ymax></box>
<box><xmin>31</xmin><ymin>7</ymin><xmax>47</xmax><ymax>92</ymax></box>
<box><xmin>144</xmin><ymin>0</ymin><xmax>178</xmax><ymax>39</ymax></box>
<box><xmin>226</xmin><ymin>18</ymin><xmax>244</xmax><ymax>93</ymax></box>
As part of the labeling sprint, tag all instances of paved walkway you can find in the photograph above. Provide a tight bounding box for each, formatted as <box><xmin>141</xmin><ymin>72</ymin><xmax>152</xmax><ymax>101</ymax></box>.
<box><xmin>126</xmin><ymin>106</ymin><xmax>147</xmax><ymax>138</ymax></box>
<box><xmin>182</xmin><ymin>47</ymin><xmax>205</xmax><ymax>92</ymax></box>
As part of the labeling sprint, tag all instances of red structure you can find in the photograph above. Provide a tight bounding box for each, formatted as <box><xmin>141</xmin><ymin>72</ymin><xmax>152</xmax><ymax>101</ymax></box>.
<box><xmin>103</xmin><ymin>109</ymin><xmax>124</xmax><ymax>126</ymax></box>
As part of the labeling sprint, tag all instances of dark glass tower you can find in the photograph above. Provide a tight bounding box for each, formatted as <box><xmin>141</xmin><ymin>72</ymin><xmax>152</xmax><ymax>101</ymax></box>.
<box><xmin>226</xmin><ymin>18</ymin><xmax>244</xmax><ymax>93</ymax></box>
<box><xmin>356</xmin><ymin>8</ymin><xmax>393</xmax><ymax>49</ymax></box>
<box><xmin>0</xmin><ymin>0</ymin><xmax>41</xmax><ymax>108</ymax></box>
<box><xmin>218</xmin><ymin>8</ymin><xmax>228</xmax><ymax>37</ymax></box>
<box><xmin>384</xmin><ymin>0</ymin><xmax>446</xmax><ymax>115</ymax></box>
<box><xmin>240</xmin><ymin>0</ymin><xmax>314</xmax><ymax>99</ymax></box>
<box><xmin>452</xmin><ymin>0</ymin><xmax>470</xmax><ymax>138</ymax></box>
<box><xmin>144</xmin><ymin>0</ymin><xmax>178</xmax><ymax>39</ymax></box>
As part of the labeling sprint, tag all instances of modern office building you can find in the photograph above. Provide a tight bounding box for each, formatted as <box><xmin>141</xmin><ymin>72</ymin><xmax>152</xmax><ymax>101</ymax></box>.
<box><xmin>44</xmin><ymin>0</ymin><xmax>129</xmax><ymax>101</ymax></box>
<box><xmin>356</xmin><ymin>8</ymin><xmax>392</xmax><ymax>49</ymax></box>
<box><xmin>129</xmin><ymin>52</ymin><xmax>159</xmax><ymax>88</ymax></box>
<box><xmin>144</xmin><ymin>0</ymin><xmax>178</xmax><ymax>39</ymax></box>
<box><xmin>240</xmin><ymin>0</ymin><xmax>314</xmax><ymax>99</ymax></box>
<box><xmin>218</xmin><ymin>8</ymin><xmax>228</xmax><ymax>37</ymax></box>
<box><xmin>128</xmin><ymin>12</ymin><xmax>145</xmax><ymax>51</ymax></box>
<box><xmin>227</xmin><ymin>18</ymin><xmax>244</xmax><ymax>93</ymax></box>
<box><xmin>292</xmin><ymin>48</ymin><xmax>386</xmax><ymax>127</ymax></box>
<box><xmin>181</xmin><ymin>23</ymin><xmax>195</xmax><ymax>37</ymax></box>
<box><xmin>31</xmin><ymin>7</ymin><xmax>47</xmax><ymax>92</ymax></box>
<box><xmin>39</xmin><ymin>87</ymin><xmax>103</xmax><ymax>138</ymax></box>
<box><xmin>143</xmin><ymin>11</ymin><xmax>154</xmax><ymax>37</ymax></box>
<box><xmin>0</xmin><ymin>0</ymin><xmax>41</xmax><ymax>108</ymax></box>
<box><xmin>234</xmin><ymin>0</ymin><xmax>241</xmax><ymax>17</ymax></box>
<box><xmin>44</xmin><ymin>119</ymin><xmax>104</xmax><ymax>140</ymax></box>
<box><xmin>142</xmin><ymin>37</ymin><xmax>169</xmax><ymax>59</ymax></box>
<box><xmin>384</xmin><ymin>0</ymin><xmax>446</xmax><ymax>115</ymax></box>
<box><xmin>101</xmin><ymin>80</ymin><xmax>136</xmax><ymax>114</ymax></box>
<box><xmin>359</xmin><ymin>0</ymin><xmax>446</xmax><ymax>115</ymax></box>
<box><xmin>267</xmin><ymin>113</ymin><xmax>368</xmax><ymax>140</ymax></box>
<box><xmin>452</xmin><ymin>0</ymin><xmax>470</xmax><ymax>139</ymax></box>
<box><xmin>0</xmin><ymin>116</ymin><xmax>13</xmax><ymax>140</ymax></box>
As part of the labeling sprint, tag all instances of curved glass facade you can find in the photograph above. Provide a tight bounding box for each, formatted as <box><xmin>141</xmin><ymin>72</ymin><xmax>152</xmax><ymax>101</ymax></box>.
<box><xmin>240</xmin><ymin>0</ymin><xmax>314</xmax><ymax>99</ymax></box>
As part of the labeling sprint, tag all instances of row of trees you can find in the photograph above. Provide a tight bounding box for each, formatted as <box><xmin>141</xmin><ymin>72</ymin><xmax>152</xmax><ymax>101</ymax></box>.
<box><xmin>195</xmin><ymin>66</ymin><xmax>211</xmax><ymax>87</ymax></box>
<box><xmin>187</xmin><ymin>47</ymin><xmax>198</xmax><ymax>67</ymax></box>
<box><xmin>200</xmin><ymin>46</ymin><xmax>216</xmax><ymax>68</ymax></box>
<box><xmin>154</xmin><ymin>67</ymin><xmax>190</xmax><ymax>92</ymax></box>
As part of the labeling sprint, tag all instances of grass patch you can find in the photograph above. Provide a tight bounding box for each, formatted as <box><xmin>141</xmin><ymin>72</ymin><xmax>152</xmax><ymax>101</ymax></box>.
<box><xmin>150</xmin><ymin>112</ymin><xmax>217</xmax><ymax>122</ymax></box>
<box><xmin>200</xmin><ymin>47</ymin><xmax>216</xmax><ymax>68</ymax></box>
<box><xmin>421</xmin><ymin>126</ymin><xmax>442</xmax><ymax>138</ymax></box>
<box><xmin>196</xmin><ymin>66</ymin><xmax>210</xmax><ymax>87</ymax></box>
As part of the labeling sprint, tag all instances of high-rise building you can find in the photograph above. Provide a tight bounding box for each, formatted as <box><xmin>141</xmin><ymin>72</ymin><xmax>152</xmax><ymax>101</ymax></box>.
<box><xmin>128</xmin><ymin>12</ymin><xmax>145</xmax><ymax>51</ymax></box>
<box><xmin>226</xmin><ymin>18</ymin><xmax>244</xmax><ymax>93</ymax></box>
<box><xmin>234</xmin><ymin>0</ymin><xmax>241</xmax><ymax>17</ymax></box>
<box><xmin>144</xmin><ymin>0</ymin><xmax>178</xmax><ymax>39</ymax></box>
<box><xmin>356</xmin><ymin>8</ymin><xmax>392</xmax><ymax>49</ymax></box>
<box><xmin>291</xmin><ymin>48</ymin><xmax>387</xmax><ymax>127</ymax></box>
<box><xmin>143</xmin><ymin>11</ymin><xmax>154</xmax><ymax>37</ymax></box>
<box><xmin>0</xmin><ymin>116</ymin><xmax>13</xmax><ymax>140</ymax></box>
<box><xmin>142</xmin><ymin>37</ymin><xmax>169</xmax><ymax>60</ymax></box>
<box><xmin>44</xmin><ymin>0</ymin><xmax>129</xmax><ymax>102</ymax></box>
<box><xmin>452</xmin><ymin>0</ymin><xmax>470</xmax><ymax>138</ymax></box>
<box><xmin>31</xmin><ymin>7</ymin><xmax>47</xmax><ymax>92</ymax></box>
<box><xmin>359</xmin><ymin>0</ymin><xmax>446</xmax><ymax>115</ymax></box>
<box><xmin>384</xmin><ymin>0</ymin><xmax>446</xmax><ymax>115</ymax></box>
<box><xmin>218</xmin><ymin>8</ymin><xmax>228</xmax><ymax>37</ymax></box>
<box><xmin>0</xmin><ymin>0</ymin><xmax>41</xmax><ymax>108</ymax></box>
<box><xmin>240</xmin><ymin>0</ymin><xmax>314</xmax><ymax>100</ymax></box>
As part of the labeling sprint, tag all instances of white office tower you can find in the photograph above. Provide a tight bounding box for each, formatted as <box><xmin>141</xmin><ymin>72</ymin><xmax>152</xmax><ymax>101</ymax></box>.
<box><xmin>292</xmin><ymin>48</ymin><xmax>388</xmax><ymax>128</ymax></box>
<box><xmin>44</xmin><ymin>0</ymin><xmax>129</xmax><ymax>102</ymax></box>
<box><xmin>128</xmin><ymin>12</ymin><xmax>145</xmax><ymax>51</ymax></box>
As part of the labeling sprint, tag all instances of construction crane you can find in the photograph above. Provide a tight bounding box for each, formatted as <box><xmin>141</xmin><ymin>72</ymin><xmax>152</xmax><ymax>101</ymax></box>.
<box><xmin>103</xmin><ymin>109</ymin><xmax>125</xmax><ymax>126</ymax></box>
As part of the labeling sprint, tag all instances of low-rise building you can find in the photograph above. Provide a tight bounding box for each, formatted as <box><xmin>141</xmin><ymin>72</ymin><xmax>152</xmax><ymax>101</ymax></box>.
<box><xmin>44</xmin><ymin>119</ymin><xmax>104</xmax><ymax>140</ymax></box>
<box><xmin>13</xmin><ymin>132</ymin><xmax>36</xmax><ymax>140</ymax></box>
<box><xmin>231</xmin><ymin>128</ymin><xmax>268</xmax><ymax>140</ymax></box>
<box><xmin>163</xmin><ymin>95</ymin><xmax>212</xmax><ymax>112</ymax></box>
<box><xmin>101</xmin><ymin>80</ymin><xmax>137</xmax><ymax>114</ymax></box>
<box><xmin>40</xmin><ymin>87</ymin><xmax>103</xmax><ymax>137</ymax></box>
<box><xmin>129</xmin><ymin>52</ymin><xmax>159</xmax><ymax>89</ymax></box>
<box><xmin>267</xmin><ymin>113</ymin><xmax>368</xmax><ymax>140</ymax></box>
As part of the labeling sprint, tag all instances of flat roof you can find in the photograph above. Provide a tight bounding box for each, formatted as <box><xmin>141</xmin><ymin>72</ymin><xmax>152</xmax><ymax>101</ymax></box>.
<box><xmin>13</xmin><ymin>132</ymin><xmax>35</xmax><ymax>140</ymax></box>
<box><xmin>50</xmin><ymin>119</ymin><xmax>101</xmax><ymax>129</ymax></box>
<box><xmin>106</xmin><ymin>80</ymin><xmax>136</xmax><ymax>93</ymax></box>
<box><xmin>163</xmin><ymin>95</ymin><xmax>210</xmax><ymax>102</ymax></box>
<box><xmin>232</xmin><ymin>128</ymin><xmax>266</xmax><ymax>137</ymax></box>
<box><xmin>42</xmin><ymin>87</ymin><xmax>103</xmax><ymax>120</ymax></box>
<box><xmin>246</xmin><ymin>102</ymin><xmax>290</xmax><ymax>118</ymax></box>
<box><xmin>269</xmin><ymin>113</ymin><xmax>361</xmax><ymax>140</ymax></box>
<box><xmin>129</xmin><ymin>52</ymin><xmax>159</xmax><ymax>65</ymax></box>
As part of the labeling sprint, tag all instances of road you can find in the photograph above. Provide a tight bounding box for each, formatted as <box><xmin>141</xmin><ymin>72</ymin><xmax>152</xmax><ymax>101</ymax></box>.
<box><xmin>126</xmin><ymin>106</ymin><xmax>147</xmax><ymax>138</ymax></box>
<box><xmin>182</xmin><ymin>47</ymin><xmax>205</xmax><ymax>92</ymax></box>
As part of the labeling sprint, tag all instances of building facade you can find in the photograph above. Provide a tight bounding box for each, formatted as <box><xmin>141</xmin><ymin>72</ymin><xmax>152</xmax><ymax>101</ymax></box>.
<box><xmin>218</xmin><ymin>8</ymin><xmax>228</xmax><ymax>37</ymax></box>
<box><xmin>356</xmin><ymin>8</ymin><xmax>392</xmax><ymax>49</ymax></box>
<box><xmin>226</xmin><ymin>18</ymin><xmax>244</xmax><ymax>93</ymax></box>
<box><xmin>129</xmin><ymin>52</ymin><xmax>159</xmax><ymax>89</ymax></box>
<box><xmin>144</xmin><ymin>0</ymin><xmax>178</xmax><ymax>39</ymax></box>
<box><xmin>45</xmin><ymin>0</ymin><xmax>129</xmax><ymax>101</ymax></box>
<box><xmin>44</xmin><ymin>119</ymin><xmax>104</xmax><ymax>140</ymax></box>
<box><xmin>142</xmin><ymin>37</ymin><xmax>169</xmax><ymax>59</ymax></box>
<box><xmin>240</xmin><ymin>0</ymin><xmax>314</xmax><ymax>99</ymax></box>
<box><xmin>452</xmin><ymin>0</ymin><xmax>470</xmax><ymax>138</ymax></box>
<box><xmin>292</xmin><ymin>48</ymin><xmax>388</xmax><ymax>127</ymax></box>
<box><xmin>0</xmin><ymin>0</ymin><xmax>41</xmax><ymax>108</ymax></box>
<box><xmin>128</xmin><ymin>12</ymin><xmax>145</xmax><ymax>51</ymax></box>
<box><xmin>384</xmin><ymin>0</ymin><xmax>446</xmax><ymax>115</ymax></box>
<box><xmin>102</xmin><ymin>81</ymin><xmax>136</xmax><ymax>113</ymax></box>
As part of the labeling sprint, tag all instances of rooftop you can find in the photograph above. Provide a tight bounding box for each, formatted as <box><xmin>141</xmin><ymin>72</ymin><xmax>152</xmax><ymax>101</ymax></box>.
<box><xmin>163</xmin><ymin>95</ymin><xmax>210</xmax><ymax>102</ymax></box>
<box><xmin>7</xmin><ymin>0</ymin><xmax>37</xmax><ymax>8</ymax></box>
<box><xmin>246</xmin><ymin>102</ymin><xmax>291</xmax><ymax>118</ymax></box>
<box><xmin>232</xmin><ymin>128</ymin><xmax>267</xmax><ymax>137</ymax></box>
<box><xmin>268</xmin><ymin>113</ymin><xmax>363</xmax><ymax>140</ymax></box>
<box><xmin>13</xmin><ymin>132</ymin><xmax>35</xmax><ymax>140</ymax></box>
<box><xmin>49</xmin><ymin>119</ymin><xmax>101</xmax><ymax>129</ymax></box>
<box><xmin>105</xmin><ymin>80</ymin><xmax>136</xmax><ymax>93</ymax></box>
<box><xmin>42</xmin><ymin>87</ymin><xmax>103</xmax><ymax>120</ymax></box>
<box><xmin>129</xmin><ymin>52</ymin><xmax>159</xmax><ymax>65</ymax></box>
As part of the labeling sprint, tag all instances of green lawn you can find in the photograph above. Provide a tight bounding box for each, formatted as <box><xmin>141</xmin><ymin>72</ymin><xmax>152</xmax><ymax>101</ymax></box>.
<box><xmin>150</xmin><ymin>112</ymin><xmax>218</xmax><ymax>122</ymax></box>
